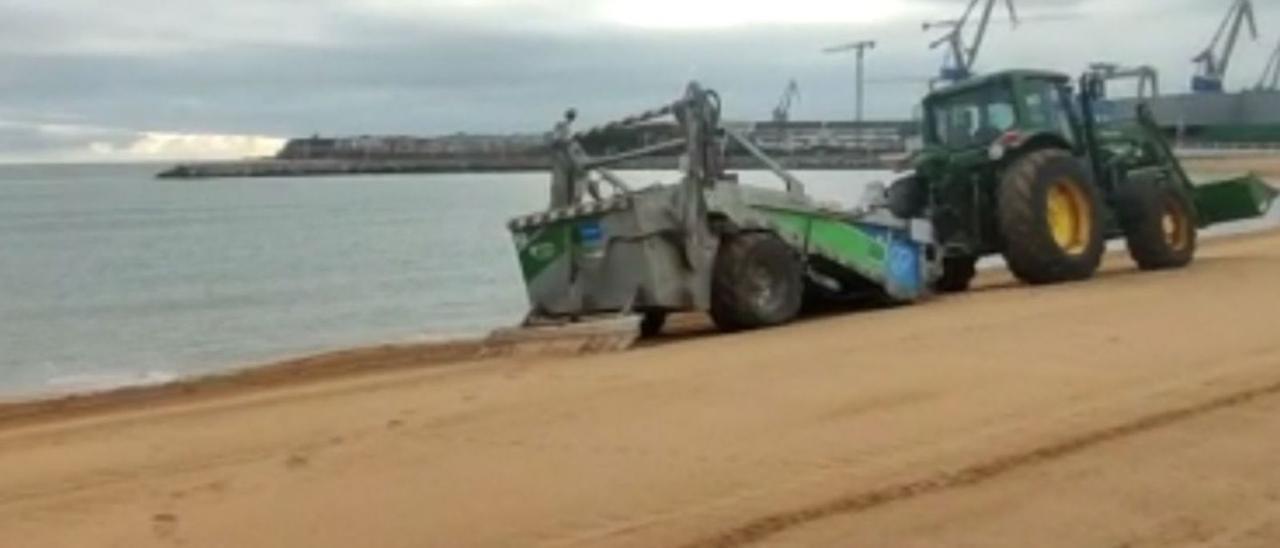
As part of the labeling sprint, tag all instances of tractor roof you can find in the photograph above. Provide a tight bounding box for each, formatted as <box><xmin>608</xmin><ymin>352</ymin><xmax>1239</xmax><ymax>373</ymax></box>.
<box><xmin>925</xmin><ymin>69</ymin><xmax>1071</xmax><ymax>102</ymax></box>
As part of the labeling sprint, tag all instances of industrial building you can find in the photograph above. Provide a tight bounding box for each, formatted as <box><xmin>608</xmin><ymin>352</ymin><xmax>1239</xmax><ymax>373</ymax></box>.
<box><xmin>1100</xmin><ymin>0</ymin><xmax>1280</xmax><ymax>144</ymax></box>
<box><xmin>1110</xmin><ymin>91</ymin><xmax>1280</xmax><ymax>144</ymax></box>
<box><xmin>745</xmin><ymin>121</ymin><xmax>916</xmax><ymax>155</ymax></box>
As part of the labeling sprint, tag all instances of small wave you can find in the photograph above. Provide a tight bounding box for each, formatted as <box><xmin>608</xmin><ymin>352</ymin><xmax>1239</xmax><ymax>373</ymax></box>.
<box><xmin>43</xmin><ymin>370</ymin><xmax>181</xmax><ymax>394</ymax></box>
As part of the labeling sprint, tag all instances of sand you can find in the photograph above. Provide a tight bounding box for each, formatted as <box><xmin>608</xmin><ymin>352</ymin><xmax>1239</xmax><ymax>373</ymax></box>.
<box><xmin>3</xmin><ymin>229</ymin><xmax>1280</xmax><ymax>548</ymax></box>
<box><xmin>1183</xmin><ymin>152</ymin><xmax>1280</xmax><ymax>180</ymax></box>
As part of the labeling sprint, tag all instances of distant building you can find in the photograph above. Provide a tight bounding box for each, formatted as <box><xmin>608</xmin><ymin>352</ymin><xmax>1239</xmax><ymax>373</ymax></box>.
<box><xmin>745</xmin><ymin>121</ymin><xmax>917</xmax><ymax>155</ymax></box>
<box><xmin>576</xmin><ymin>120</ymin><xmax>919</xmax><ymax>157</ymax></box>
<box><xmin>1108</xmin><ymin>91</ymin><xmax>1280</xmax><ymax>144</ymax></box>
<box><xmin>279</xmin><ymin>135</ymin><xmax>339</xmax><ymax>159</ymax></box>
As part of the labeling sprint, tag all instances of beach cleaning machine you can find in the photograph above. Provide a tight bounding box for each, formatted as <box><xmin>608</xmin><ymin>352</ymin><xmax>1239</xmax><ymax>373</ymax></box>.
<box><xmin>491</xmin><ymin>82</ymin><xmax>941</xmax><ymax>351</ymax></box>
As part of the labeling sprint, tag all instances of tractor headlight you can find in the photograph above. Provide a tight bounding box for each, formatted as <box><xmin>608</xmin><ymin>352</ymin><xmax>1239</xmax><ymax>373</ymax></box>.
<box><xmin>989</xmin><ymin>130</ymin><xmax>1023</xmax><ymax>162</ymax></box>
<box><xmin>987</xmin><ymin>141</ymin><xmax>1006</xmax><ymax>161</ymax></box>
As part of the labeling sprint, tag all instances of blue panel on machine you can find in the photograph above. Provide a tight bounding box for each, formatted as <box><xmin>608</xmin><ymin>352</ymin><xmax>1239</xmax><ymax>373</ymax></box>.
<box><xmin>578</xmin><ymin>220</ymin><xmax>604</xmax><ymax>247</ymax></box>
<box><xmin>853</xmin><ymin>224</ymin><xmax>926</xmax><ymax>301</ymax></box>
<box><xmin>887</xmin><ymin>236</ymin><xmax>923</xmax><ymax>297</ymax></box>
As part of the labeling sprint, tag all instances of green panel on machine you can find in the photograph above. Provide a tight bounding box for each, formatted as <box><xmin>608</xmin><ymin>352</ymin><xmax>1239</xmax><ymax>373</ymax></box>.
<box><xmin>762</xmin><ymin>209</ymin><xmax>887</xmax><ymax>274</ymax></box>
<box><xmin>1193</xmin><ymin>174</ymin><xmax>1279</xmax><ymax>226</ymax></box>
<box><xmin>516</xmin><ymin>222</ymin><xmax>572</xmax><ymax>282</ymax></box>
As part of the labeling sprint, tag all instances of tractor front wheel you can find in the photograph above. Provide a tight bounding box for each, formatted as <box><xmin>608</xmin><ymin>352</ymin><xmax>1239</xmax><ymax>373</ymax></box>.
<box><xmin>1116</xmin><ymin>179</ymin><xmax>1197</xmax><ymax>270</ymax></box>
<box><xmin>710</xmin><ymin>232</ymin><xmax>803</xmax><ymax>332</ymax></box>
<box><xmin>997</xmin><ymin>149</ymin><xmax>1105</xmax><ymax>284</ymax></box>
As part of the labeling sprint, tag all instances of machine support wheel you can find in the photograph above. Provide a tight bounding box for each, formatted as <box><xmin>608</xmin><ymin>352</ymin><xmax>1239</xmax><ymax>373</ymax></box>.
<box><xmin>933</xmin><ymin>256</ymin><xmax>978</xmax><ymax>293</ymax></box>
<box><xmin>1115</xmin><ymin>179</ymin><xmax>1197</xmax><ymax>270</ymax></box>
<box><xmin>639</xmin><ymin>311</ymin><xmax>668</xmax><ymax>338</ymax></box>
<box><xmin>710</xmin><ymin>232</ymin><xmax>803</xmax><ymax>332</ymax></box>
<box><xmin>997</xmin><ymin>148</ymin><xmax>1105</xmax><ymax>285</ymax></box>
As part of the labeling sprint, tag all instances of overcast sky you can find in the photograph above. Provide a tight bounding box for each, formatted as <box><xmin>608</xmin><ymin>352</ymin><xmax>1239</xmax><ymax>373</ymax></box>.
<box><xmin>1</xmin><ymin>0</ymin><xmax>1278</xmax><ymax>162</ymax></box>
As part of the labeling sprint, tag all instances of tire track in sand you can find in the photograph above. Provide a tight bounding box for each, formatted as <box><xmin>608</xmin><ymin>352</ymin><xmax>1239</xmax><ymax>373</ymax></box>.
<box><xmin>678</xmin><ymin>376</ymin><xmax>1280</xmax><ymax>548</ymax></box>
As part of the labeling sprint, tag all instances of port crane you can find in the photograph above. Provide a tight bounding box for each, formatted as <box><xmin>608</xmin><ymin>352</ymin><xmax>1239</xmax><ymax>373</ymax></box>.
<box><xmin>771</xmin><ymin>80</ymin><xmax>801</xmax><ymax>123</ymax></box>
<box><xmin>822</xmin><ymin>40</ymin><xmax>876</xmax><ymax>122</ymax></box>
<box><xmin>1258</xmin><ymin>38</ymin><xmax>1280</xmax><ymax>92</ymax></box>
<box><xmin>1192</xmin><ymin>0</ymin><xmax>1257</xmax><ymax>93</ymax></box>
<box><xmin>1088</xmin><ymin>63</ymin><xmax>1161</xmax><ymax>99</ymax></box>
<box><xmin>924</xmin><ymin>0</ymin><xmax>1018</xmax><ymax>84</ymax></box>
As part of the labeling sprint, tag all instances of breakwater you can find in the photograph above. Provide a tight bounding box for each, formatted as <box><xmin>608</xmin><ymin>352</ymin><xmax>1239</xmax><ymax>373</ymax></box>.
<box><xmin>157</xmin><ymin>158</ymin><xmax>549</xmax><ymax>179</ymax></box>
<box><xmin>157</xmin><ymin>154</ymin><xmax>897</xmax><ymax>179</ymax></box>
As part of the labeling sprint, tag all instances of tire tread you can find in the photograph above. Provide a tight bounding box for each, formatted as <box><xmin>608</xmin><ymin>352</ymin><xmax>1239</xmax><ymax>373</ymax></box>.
<box><xmin>996</xmin><ymin>149</ymin><xmax>1105</xmax><ymax>284</ymax></box>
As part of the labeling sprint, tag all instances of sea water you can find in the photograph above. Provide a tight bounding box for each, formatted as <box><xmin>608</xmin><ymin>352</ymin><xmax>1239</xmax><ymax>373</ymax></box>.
<box><xmin>0</xmin><ymin>164</ymin><xmax>893</xmax><ymax>397</ymax></box>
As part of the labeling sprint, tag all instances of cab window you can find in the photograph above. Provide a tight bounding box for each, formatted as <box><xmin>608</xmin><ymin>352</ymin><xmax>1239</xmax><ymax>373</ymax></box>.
<box><xmin>928</xmin><ymin>85</ymin><xmax>1016</xmax><ymax>149</ymax></box>
<box><xmin>1020</xmin><ymin>80</ymin><xmax>1076</xmax><ymax>143</ymax></box>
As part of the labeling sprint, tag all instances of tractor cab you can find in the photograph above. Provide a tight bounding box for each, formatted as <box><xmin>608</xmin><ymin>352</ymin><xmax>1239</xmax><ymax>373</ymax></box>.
<box><xmin>922</xmin><ymin>70</ymin><xmax>1079</xmax><ymax>155</ymax></box>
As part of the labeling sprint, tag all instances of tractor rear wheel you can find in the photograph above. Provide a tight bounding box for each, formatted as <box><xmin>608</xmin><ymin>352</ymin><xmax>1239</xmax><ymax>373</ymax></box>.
<box><xmin>1116</xmin><ymin>179</ymin><xmax>1197</xmax><ymax>270</ymax></box>
<box><xmin>997</xmin><ymin>149</ymin><xmax>1105</xmax><ymax>284</ymax></box>
<box><xmin>710</xmin><ymin>232</ymin><xmax>803</xmax><ymax>332</ymax></box>
<box><xmin>933</xmin><ymin>256</ymin><xmax>978</xmax><ymax>293</ymax></box>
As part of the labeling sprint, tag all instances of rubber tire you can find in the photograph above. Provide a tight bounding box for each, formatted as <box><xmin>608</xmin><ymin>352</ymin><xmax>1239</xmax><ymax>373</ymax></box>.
<box><xmin>997</xmin><ymin>149</ymin><xmax>1106</xmax><ymax>285</ymax></box>
<box><xmin>887</xmin><ymin>176</ymin><xmax>927</xmax><ymax>219</ymax></box>
<box><xmin>1115</xmin><ymin>179</ymin><xmax>1197</xmax><ymax>270</ymax></box>
<box><xmin>933</xmin><ymin>256</ymin><xmax>978</xmax><ymax>293</ymax></box>
<box><xmin>710</xmin><ymin>233</ymin><xmax>804</xmax><ymax>332</ymax></box>
<box><xmin>639</xmin><ymin>311</ymin><xmax>668</xmax><ymax>338</ymax></box>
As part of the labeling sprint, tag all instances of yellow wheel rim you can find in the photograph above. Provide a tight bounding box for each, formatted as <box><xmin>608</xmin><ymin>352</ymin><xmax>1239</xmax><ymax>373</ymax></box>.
<box><xmin>1161</xmin><ymin>197</ymin><xmax>1191</xmax><ymax>251</ymax></box>
<box><xmin>1045</xmin><ymin>179</ymin><xmax>1092</xmax><ymax>256</ymax></box>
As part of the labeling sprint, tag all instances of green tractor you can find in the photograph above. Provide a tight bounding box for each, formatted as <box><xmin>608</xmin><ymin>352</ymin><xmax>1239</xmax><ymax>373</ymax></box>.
<box><xmin>890</xmin><ymin>69</ymin><xmax>1277</xmax><ymax>290</ymax></box>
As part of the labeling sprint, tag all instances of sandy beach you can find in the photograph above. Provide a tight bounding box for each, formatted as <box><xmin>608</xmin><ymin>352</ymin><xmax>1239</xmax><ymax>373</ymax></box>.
<box><xmin>1</xmin><ymin>220</ymin><xmax>1279</xmax><ymax>547</ymax></box>
<box><xmin>10</xmin><ymin>0</ymin><xmax>1280</xmax><ymax>544</ymax></box>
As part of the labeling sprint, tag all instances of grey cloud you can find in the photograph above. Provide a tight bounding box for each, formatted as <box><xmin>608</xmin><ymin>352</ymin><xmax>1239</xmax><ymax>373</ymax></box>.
<box><xmin>0</xmin><ymin>120</ymin><xmax>138</xmax><ymax>161</ymax></box>
<box><xmin>1</xmin><ymin>0</ymin><xmax>1278</xmax><ymax>161</ymax></box>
